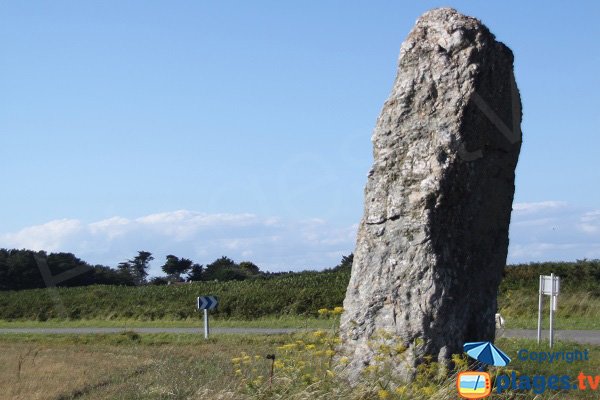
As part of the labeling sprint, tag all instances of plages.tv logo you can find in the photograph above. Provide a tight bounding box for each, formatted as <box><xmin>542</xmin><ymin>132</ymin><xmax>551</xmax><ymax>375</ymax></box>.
<box><xmin>457</xmin><ymin>341</ymin><xmax>512</xmax><ymax>399</ymax></box>
<box><xmin>457</xmin><ymin>371</ymin><xmax>492</xmax><ymax>399</ymax></box>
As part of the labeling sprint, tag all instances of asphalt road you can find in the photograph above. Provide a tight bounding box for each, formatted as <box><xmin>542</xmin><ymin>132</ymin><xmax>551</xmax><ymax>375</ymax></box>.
<box><xmin>498</xmin><ymin>329</ymin><xmax>600</xmax><ymax>345</ymax></box>
<box><xmin>0</xmin><ymin>327</ymin><xmax>599</xmax><ymax>344</ymax></box>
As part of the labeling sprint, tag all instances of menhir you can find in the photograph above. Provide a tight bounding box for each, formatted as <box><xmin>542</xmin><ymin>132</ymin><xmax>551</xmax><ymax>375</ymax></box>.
<box><xmin>340</xmin><ymin>7</ymin><xmax>522</xmax><ymax>379</ymax></box>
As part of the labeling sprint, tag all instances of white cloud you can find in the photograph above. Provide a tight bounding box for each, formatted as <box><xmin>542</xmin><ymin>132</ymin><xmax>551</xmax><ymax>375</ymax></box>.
<box><xmin>1</xmin><ymin>219</ymin><xmax>83</xmax><ymax>251</ymax></box>
<box><xmin>133</xmin><ymin>210</ymin><xmax>260</xmax><ymax>241</ymax></box>
<box><xmin>0</xmin><ymin>211</ymin><xmax>357</xmax><ymax>274</ymax></box>
<box><xmin>578</xmin><ymin>210</ymin><xmax>600</xmax><ymax>234</ymax></box>
<box><xmin>89</xmin><ymin>217</ymin><xmax>132</xmax><ymax>239</ymax></box>
<box><xmin>509</xmin><ymin>242</ymin><xmax>580</xmax><ymax>261</ymax></box>
<box><xmin>507</xmin><ymin>202</ymin><xmax>600</xmax><ymax>264</ymax></box>
<box><xmin>3</xmin><ymin>202</ymin><xmax>599</xmax><ymax>274</ymax></box>
<box><xmin>512</xmin><ymin>201</ymin><xmax>568</xmax><ymax>214</ymax></box>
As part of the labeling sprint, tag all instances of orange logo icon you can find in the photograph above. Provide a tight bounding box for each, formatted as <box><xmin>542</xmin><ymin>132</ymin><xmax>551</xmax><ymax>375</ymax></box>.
<box><xmin>457</xmin><ymin>371</ymin><xmax>492</xmax><ymax>399</ymax></box>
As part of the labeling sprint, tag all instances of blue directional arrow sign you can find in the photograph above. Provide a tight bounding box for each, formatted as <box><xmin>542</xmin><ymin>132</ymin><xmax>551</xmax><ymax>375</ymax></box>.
<box><xmin>197</xmin><ymin>296</ymin><xmax>218</xmax><ymax>310</ymax></box>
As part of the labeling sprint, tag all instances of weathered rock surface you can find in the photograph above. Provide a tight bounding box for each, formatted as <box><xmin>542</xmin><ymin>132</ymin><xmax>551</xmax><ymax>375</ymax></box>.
<box><xmin>340</xmin><ymin>7</ymin><xmax>522</xmax><ymax>378</ymax></box>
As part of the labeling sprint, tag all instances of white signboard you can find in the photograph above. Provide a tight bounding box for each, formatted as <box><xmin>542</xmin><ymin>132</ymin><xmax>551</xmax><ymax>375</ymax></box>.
<box><xmin>541</xmin><ymin>275</ymin><xmax>560</xmax><ymax>296</ymax></box>
<box><xmin>537</xmin><ymin>273</ymin><xmax>560</xmax><ymax>348</ymax></box>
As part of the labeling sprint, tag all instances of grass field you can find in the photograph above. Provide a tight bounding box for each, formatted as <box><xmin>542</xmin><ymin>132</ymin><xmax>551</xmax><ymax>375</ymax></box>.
<box><xmin>0</xmin><ymin>316</ymin><xmax>329</xmax><ymax>329</ymax></box>
<box><xmin>1</xmin><ymin>261</ymin><xmax>599</xmax><ymax>398</ymax></box>
<box><xmin>1</xmin><ymin>333</ymin><xmax>598</xmax><ymax>399</ymax></box>
<box><xmin>498</xmin><ymin>291</ymin><xmax>600</xmax><ymax>329</ymax></box>
<box><xmin>0</xmin><ymin>333</ymin><xmax>284</xmax><ymax>400</ymax></box>
<box><xmin>1</xmin><ymin>261</ymin><xmax>599</xmax><ymax>330</ymax></box>
<box><xmin>0</xmin><ymin>291</ymin><xmax>598</xmax><ymax>330</ymax></box>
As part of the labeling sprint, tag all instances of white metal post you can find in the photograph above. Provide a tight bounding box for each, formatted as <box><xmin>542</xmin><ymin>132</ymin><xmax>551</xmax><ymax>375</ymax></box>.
<box><xmin>537</xmin><ymin>275</ymin><xmax>543</xmax><ymax>344</ymax></box>
<box><xmin>549</xmin><ymin>273</ymin><xmax>555</xmax><ymax>348</ymax></box>
<box><xmin>204</xmin><ymin>309</ymin><xmax>209</xmax><ymax>339</ymax></box>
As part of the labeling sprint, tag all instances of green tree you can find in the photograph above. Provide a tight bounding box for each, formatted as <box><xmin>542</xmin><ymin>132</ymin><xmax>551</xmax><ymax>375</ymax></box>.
<box><xmin>239</xmin><ymin>261</ymin><xmax>260</xmax><ymax>275</ymax></box>
<box><xmin>161</xmin><ymin>255</ymin><xmax>193</xmax><ymax>282</ymax></box>
<box><xmin>124</xmin><ymin>251</ymin><xmax>153</xmax><ymax>285</ymax></box>
<box><xmin>93</xmin><ymin>264</ymin><xmax>135</xmax><ymax>286</ymax></box>
<box><xmin>117</xmin><ymin>261</ymin><xmax>136</xmax><ymax>283</ymax></box>
<box><xmin>333</xmin><ymin>253</ymin><xmax>353</xmax><ymax>272</ymax></box>
<box><xmin>203</xmin><ymin>256</ymin><xmax>246</xmax><ymax>281</ymax></box>
<box><xmin>186</xmin><ymin>263</ymin><xmax>204</xmax><ymax>281</ymax></box>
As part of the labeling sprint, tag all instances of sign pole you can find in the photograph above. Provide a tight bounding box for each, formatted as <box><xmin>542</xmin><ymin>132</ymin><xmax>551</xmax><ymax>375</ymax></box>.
<box><xmin>549</xmin><ymin>273</ymin><xmax>555</xmax><ymax>348</ymax></box>
<box><xmin>204</xmin><ymin>308</ymin><xmax>209</xmax><ymax>339</ymax></box>
<box><xmin>197</xmin><ymin>296</ymin><xmax>217</xmax><ymax>339</ymax></box>
<box><xmin>537</xmin><ymin>275</ymin><xmax>543</xmax><ymax>344</ymax></box>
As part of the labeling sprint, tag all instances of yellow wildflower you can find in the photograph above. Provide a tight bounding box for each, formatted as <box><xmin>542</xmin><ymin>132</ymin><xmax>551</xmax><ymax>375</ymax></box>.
<box><xmin>378</xmin><ymin>344</ymin><xmax>391</xmax><ymax>354</ymax></box>
<box><xmin>394</xmin><ymin>344</ymin><xmax>407</xmax><ymax>354</ymax></box>
<box><xmin>364</xmin><ymin>365</ymin><xmax>378</xmax><ymax>374</ymax></box>
<box><xmin>451</xmin><ymin>354</ymin><xmax>467</xmax><ymax>370</ymax></box>
<box><xmin>318</xmin><ymin>308</ymin><xmax>330</xmax><ymax>315</ymax></box>
<box><xmin>332</xmin><ymin>306</ymin><xmax>344</xmax><ymax>315</ymax></box>
<box><xmin>378</xmin><ymin>389</ymin><xmax>390</xmax><ymax>399</ymax></box>
<box><xmin>313</xmin><ymin>330</ymin><xmax>326</xmax><ymax>338</ymax></box>
<box><xmin>325</xmin><ymin>349</ymin><xmax>336</xmax><ymax>357</ymax></box>
<box><xmin>339</xmin><ymin>356</ymin><xmax>349</xmax><ymax>364</ymax></box>
<box><xmin>279</xmin><ymin>343</ymin><xmax>297</xmax><ymax>351</ymax></box>
<box><xmin>252</xmin><ymin>376</ymin><xmax>264</xmax><ymax>386</ymax></box>
<box><xmin>305</xmin><ymin>344</ymin><xmax>317</xmax><ymax>350</ymax></box>
<box><xmin>421</xmin><ymin>386</ymin><xmax>436</xmax><ymax>396</ymax></box>
<box><xmin>395</xmin><ymin>386</ymin><xmax>407</xmax><ymax>395</ymax></box>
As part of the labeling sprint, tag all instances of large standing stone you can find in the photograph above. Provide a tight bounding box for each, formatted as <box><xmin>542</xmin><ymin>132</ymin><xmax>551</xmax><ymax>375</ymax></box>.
<box><xmin>340</xmin><ymin>8</ymin><xmax>522</xmax><ymax>378</ymax></box>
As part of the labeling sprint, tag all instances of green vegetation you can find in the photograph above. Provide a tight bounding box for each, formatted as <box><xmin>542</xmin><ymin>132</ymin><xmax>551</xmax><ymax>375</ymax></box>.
<box><xmin>501</xmin><ymin>260</ymin><xmax>600</xmax><ymax>295</ymax></box>
<box><xmin>0</xmin><ymin>259</ymin><xmax>599</xmax><ymax>330</ymax></box>
<box><xmin>117</xmin><ymin>250</ymin><xmax>154</xmax><ymax>286</ymax></box>
<box><xmin>498</xmin><ymin>259</ymin><xmax>600</xmax><ymax>329</ymax></box>
<box><xmin>0</xmin><ymin>315</ymin><xmax>329</xmax><ymax>329</ymax></box>
<box><xmin>0</xmin><ymin>249</ymin><xmax>269</xmax><ymax>291</ymax></box>
<box><xmin>0</xmin><ymin>270</ymin><xmax>351</xmax><ymax>321</ymax></box>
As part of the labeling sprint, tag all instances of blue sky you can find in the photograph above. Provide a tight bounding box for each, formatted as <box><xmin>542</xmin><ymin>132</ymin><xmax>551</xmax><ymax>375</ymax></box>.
<box><xmin>1</xmin><ymin>1</ymin><xmax>599</xmax><ymax>274</ymax></box>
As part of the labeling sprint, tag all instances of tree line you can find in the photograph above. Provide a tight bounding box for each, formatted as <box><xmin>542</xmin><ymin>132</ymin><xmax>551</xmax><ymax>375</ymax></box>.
<box><xmin>0</xmin><ymin>248</ymin><xmax>314</xmax><ymax>291</ymax></box>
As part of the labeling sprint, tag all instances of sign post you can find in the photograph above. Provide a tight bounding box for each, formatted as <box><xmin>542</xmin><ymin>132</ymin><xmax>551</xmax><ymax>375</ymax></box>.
<box><xmin>537</xmin><ymin>274</ymin><xmax>560</xmax><ymax>348</ymax></box>
<box><xmin>197</xmin><ymin>296</ymin><xmax>218</xmax><ymax>339</ymax></box>
<box><xmin>537</xmin><ymin>275</ymin><xmax>543</xmax><ymax>344</ymax></box>
<box><xmin>204</xmin><ymin>309</ymin><xmax>209</xmax><ymax>339</ymax></box>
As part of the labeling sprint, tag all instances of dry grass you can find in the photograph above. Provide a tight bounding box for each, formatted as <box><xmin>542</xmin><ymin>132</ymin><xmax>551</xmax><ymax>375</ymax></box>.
<box><xmin>0</xmin><ymin>333</ymin><xmax>288</xmax><ymax>400</ymax></box>
<box><xmin>0</xmin><ymin>343</ymin><xmax>151</xmax><ymax>400</ymax></box>
<box><xmin>1</xmin><ymin>333</ymin><xmax>599</xmax><ymax>399</ymax></box>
